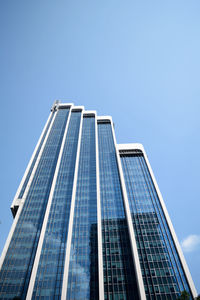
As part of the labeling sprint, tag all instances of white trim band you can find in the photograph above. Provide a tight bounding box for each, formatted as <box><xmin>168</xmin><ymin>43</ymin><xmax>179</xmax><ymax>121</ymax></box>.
<box><xmin>11</xmin><ymin>111</ymin><xmax>54</xmax><ymax>215</ymax></box>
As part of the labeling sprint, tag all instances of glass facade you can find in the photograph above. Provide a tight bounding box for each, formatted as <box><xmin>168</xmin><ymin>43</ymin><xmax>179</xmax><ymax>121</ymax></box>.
<box><xmin>32</xmin><ymin>111</ymin><xmax>81</xmax><ymax>299</ymax></box>
<box><xmin>67</xmin><ymin>115</ymin><xmax>98</xmax><ymax>300</ymax></box>
<box><xmin>120</xmin><ymin>151</ymin><xmax>193</xmax><ymax>300</ymax></box>
<box><xmin>98</xmin><ymin>121</ymin><xmax>139</xmax><ymax>300</ymax></box>
<box><xmin>0</xmin><ymin>103</ymin><xmax>196</xmax><ymax>300</ymax></box>
<box><xmin>0</xmin><ymin>109</ymin><xmax>69</xmax><ymax>299</ymax></box>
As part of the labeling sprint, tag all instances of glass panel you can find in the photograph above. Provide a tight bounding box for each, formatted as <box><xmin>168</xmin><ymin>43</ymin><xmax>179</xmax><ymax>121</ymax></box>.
<box><xmin>98</xmin><ymin>123</ymin><xmax>139</xmax><ymax>300</ymax></box>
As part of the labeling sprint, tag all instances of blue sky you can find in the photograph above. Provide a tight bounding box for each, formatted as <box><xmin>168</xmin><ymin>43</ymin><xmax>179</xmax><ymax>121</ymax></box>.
<box><xmin>0</xmin><ymin>0</ymin><xmax>200</xmax><ymax>293</ymax></box>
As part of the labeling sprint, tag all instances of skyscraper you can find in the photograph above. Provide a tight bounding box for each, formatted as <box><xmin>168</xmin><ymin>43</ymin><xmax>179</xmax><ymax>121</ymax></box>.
<box><xmin>0</xmin><ymin>102</ymin><xmax>197</xmax><ymax>300</ymax></box>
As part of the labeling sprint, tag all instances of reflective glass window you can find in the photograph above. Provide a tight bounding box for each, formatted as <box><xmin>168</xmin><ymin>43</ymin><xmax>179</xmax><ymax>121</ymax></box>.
<box><xmin>120</xmin><ymin>153</ymin><xmax>192</xmax><ymax>299</ymax></box>
<box><xmin>98</xmin><ymin>123</ymin><xmax>139</xmax><ymax>300</ymax></box>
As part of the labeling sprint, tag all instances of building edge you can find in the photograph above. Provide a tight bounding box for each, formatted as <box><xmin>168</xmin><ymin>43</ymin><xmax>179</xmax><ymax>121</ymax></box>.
<box><xmin>0</xmin><ymin>109</ymin><xmax>58</xmax><ymax>271</ymax></box>
<box><xmin>117</xmin><ymin>143</ymin><xmax>198</xmax><ymax>298</ymax></box>
<box><xmin>10</xmin><ymin>111</ymin><xmax>53</xmax><ymax>217</ymax></box>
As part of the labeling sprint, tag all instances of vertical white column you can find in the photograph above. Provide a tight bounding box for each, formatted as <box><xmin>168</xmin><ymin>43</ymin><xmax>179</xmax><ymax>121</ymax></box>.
<box><xmin>61</xmin><ymin>109</ymin><xmax>84</xmax><ymax>300</ymax></box>
<box><xmin>26</xmin><ymin>107</ymin><xmax>73</xmax><ymax>299</ymax></box>
<box><xmin>95</xmin><ymin>117</ymin><xmax>105</xmax><ymax>300</ymax></box>
<box><xmin>11</xmin><ymin>111</ymin><xmax>53</xmax><ymax>215</ymax></box>
<box><xmin>110</xmin><ymin>122</ymin><xmax>147</xmax><ymax>300</ymax></box>
<box><xmin>0</xmin><ymin>110</ymin><xmax>58</xmax><ymax>271</ymax></box>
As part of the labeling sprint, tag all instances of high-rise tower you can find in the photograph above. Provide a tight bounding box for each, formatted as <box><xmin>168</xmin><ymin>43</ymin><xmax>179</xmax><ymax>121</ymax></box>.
<box><xmin>0</xmin><ymin>102</ymin><xmax>197</xmax><ymax>300</ymax></box>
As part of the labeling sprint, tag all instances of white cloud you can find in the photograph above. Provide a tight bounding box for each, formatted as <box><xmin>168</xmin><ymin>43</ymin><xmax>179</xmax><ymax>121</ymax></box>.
<box><xmin>69</xmin><ymin>244</ymin><xmax>90</xmax><ymax>298</ymax></box>
<box><xmin>181</xmin><ymin>234</ymin><xmax>200</xmax><ymax>252</ymax></box>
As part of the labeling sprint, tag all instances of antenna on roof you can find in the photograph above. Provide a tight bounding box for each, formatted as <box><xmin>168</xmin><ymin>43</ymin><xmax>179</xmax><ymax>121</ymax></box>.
<box><xmin>51</xmin><ymin>100</ymin><xmax>60</xmax><ymax>111</ymax></box>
